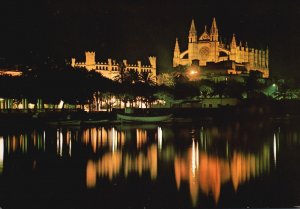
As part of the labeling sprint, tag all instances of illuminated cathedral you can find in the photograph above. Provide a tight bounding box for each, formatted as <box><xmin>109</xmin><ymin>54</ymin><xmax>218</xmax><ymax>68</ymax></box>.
<box><xmin>173</xmin><ymin>18</ymin><xmax>269</xmax><ymax>78</ymax></box>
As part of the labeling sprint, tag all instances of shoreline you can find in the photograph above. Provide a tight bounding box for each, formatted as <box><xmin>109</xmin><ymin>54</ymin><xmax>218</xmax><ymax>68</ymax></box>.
<box><xmin>0</xmin><ymin>104</ymin><xmax>299</xmax><ymax>128</ymax></box>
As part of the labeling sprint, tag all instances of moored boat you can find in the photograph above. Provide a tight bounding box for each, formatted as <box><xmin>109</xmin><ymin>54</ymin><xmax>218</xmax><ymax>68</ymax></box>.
<box><xmin>46</xmin><ymin>120</ymin><xmax>81</xmax><ymax>126</ymax></box>
<box><xmin>117</xmin><ymin>113</ymin><xmax>172</xmax><ymax>123</ymax></box>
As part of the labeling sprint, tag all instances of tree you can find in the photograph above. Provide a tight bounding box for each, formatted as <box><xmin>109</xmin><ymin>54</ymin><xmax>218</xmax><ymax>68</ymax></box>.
<box><xmin>245</xmin><ymin>71</ymin><xmax>264</xmax><ymax>93</ymax></box>
<box><xmin>139</xmin><ymin>71</ymin><xmax>155</xmax><ymax>86</ymax></box>
<box><xmin>125</xmin><ymin>69</ymin><xmax>140</xmax><ymax>84</ymax></box>
<box><xmin>114</xmin><ymin>62</ymin><xmax>127</xmax><ymax>84</ymax></box>
<box><xmin>102</xmin><ymin>92</ymin><xmax>117</xmax><ymax>112</ymax></box>
<box><xmin>154</xmin><ymin>91</ymin><xmax>175</xmax><ymax>107</ymax></box>
<box><xmin>213</xmin><ymin>81</ymin><xmax>227</xmax><ymax>98</ymax></box>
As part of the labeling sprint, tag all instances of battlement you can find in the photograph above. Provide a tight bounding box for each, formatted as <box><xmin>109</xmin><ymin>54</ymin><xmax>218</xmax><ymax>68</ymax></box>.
<box><xmin>85</xmin><ymin>51</ymin><xmax>95</xmax><ymax>55</ymax></box>
<box><xmin>71</xmin><ymin>51</ymin><xmax>157</xmax><ymax>80</ymax></box>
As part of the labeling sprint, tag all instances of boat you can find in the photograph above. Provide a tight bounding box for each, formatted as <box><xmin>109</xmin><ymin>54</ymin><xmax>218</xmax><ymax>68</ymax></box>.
<box><xmin>117</xmin><ymin>113</ymin><xmax>172</xmax><ymax>123</ymax></box>
<box><xmin>81</xmin><ymin>119</ymin><xmax>110</xmax><ymax>125</ymax></box>
<box><xmin>115</xmin><ymin>123</ymin><xmax>158</xmax><ymax>131</ymax></box>
<box><xmin>46</xmin><ymin>120</ymin><xmax>81</xmax><ymax>126</ymax></box>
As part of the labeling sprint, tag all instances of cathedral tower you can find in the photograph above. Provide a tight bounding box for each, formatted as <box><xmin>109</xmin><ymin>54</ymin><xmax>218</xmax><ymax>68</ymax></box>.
<box><xmin>173</xmin><ymin>38</ymin><xmax>181</xmax><ymax>67</ymax></box>
<box><xmin>209</xmin><ymin>17</ymin><xmax>219</xmax><ymax>62</ymax></box>
<box><xmin>210</xmin><ymin>17</ymin><xmax>219</xmax><ymax>42</ymax></box>
<box><xmin>188</xmin><ymin>19</ymin><xmax>198</xmax><ymax>62</ymax></box>
<box><xmin>230</xmin><ymin>34</ymin><xmax>237</xmax><ymax>61</ymax></box>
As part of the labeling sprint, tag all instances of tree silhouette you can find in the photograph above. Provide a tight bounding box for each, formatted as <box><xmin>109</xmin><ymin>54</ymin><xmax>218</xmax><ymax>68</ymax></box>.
<box><xmin>139</xmin><ymin>71</ymin><xmax>155</xmax><ymax>86</ymax></box>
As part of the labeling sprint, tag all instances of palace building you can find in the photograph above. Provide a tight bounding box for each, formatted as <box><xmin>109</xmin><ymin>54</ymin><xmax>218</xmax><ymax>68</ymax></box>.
<box><xmin>71</xmin><ymin>52</ymin><xmax>157</xmax><ymax>80</ymax></box>
<box><xmin>173</xmin><ymin>18</ymin><xmax>269</xmax><ymax>78</ymax></box>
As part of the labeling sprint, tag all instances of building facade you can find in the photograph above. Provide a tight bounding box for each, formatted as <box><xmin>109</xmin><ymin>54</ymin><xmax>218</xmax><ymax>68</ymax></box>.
<box><xmin>173</xmin><ymin>18</ymin><xmax>269</xmax><ymax>78</ymax></box>
<box><xmin>71</xmin><ymin>52</ymin><xmax>157</xmax><ymax>80</ymax></box>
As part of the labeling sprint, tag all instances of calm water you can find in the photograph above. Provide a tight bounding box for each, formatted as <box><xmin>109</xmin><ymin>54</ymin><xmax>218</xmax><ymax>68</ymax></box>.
<box><xmin>0</xmin><ymin>121</ymin><xmax>300</xmax><ymax>208</ymax></box>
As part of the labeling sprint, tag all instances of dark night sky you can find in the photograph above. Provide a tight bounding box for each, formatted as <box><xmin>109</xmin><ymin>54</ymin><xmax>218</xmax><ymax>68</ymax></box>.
<box><xmin>0</xmin><ymin>0</ymin><xmax>300</xmax><ymax>79</ymax></box>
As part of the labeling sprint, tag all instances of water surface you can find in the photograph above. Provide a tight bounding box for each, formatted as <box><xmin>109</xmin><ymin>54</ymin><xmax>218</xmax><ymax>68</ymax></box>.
<box><xmin>0</xmin><ymin>121</ymin><xmax>300</xmax><ymax>208</ymax></box>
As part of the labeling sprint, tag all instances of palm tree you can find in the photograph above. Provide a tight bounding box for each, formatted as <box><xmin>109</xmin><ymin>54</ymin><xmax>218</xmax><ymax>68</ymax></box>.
<box><xmin>114</xmin><ymin>62</ymin><xmax>127</xmax><ymax>84</ymax></box>
<box><xmin>125</xmin><ymin>69</ymin><xmax>140</xmax><ymax>84</ymax></box>
<box><xmin>139</xmin><ymin>71</ymin><xmax>155</xmax><ymax>86</ymax></box>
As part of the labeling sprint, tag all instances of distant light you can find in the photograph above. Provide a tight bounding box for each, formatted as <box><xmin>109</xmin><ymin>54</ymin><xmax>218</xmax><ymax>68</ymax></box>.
<box><xmin>189</xmin><ymin>70</ymin><xmax>198</xmax><ymax>75</ymax></box>
<box><xmin>186</xmin><ymin>65</ymin><xmax>201</xmax><ymax>81</ymax></box>
<box><xmin>272</xmin><ymin>84</ymin><xmax>276</xmax><ymax>87</ymax></box>
<box><xmin>58</xmin><ymin>100</ymin><xmax>64</xmax><ymax>109</ymax></box>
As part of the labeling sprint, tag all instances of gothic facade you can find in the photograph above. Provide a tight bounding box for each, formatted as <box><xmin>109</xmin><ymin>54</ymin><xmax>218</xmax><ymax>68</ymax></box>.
<box><xmin>173</xmin><ymin>18</ymin><xmax>269</xmax><ymax>78</ymax></box>
<box><xmin>71</xmin><ymin>52</ymin><xmax>157</xmax><ymax>80</ymax></box>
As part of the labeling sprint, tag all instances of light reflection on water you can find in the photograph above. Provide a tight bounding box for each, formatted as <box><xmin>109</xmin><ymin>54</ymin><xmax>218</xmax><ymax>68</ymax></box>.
<box><xmin>0</xmin><ymin>137</ymin><xmax>3</xmax><ymax>174</ymax></box>
<box><xmin>1</xmin><ymin>123</ymin><xmax>300</xmax><ymax>208</ymax></box>
<box><xmin>174</xmin><ymin>143</ymin><xmax>271</xmax><ymax>206</ymax></box>
<box><xmin>80</xmin><ymin>124</ymin><xmax>275</xmax><ymax>206</ymax></box>
<box><xmin>86</xmin><ymin>144</ymin><xmax>158</xmax><ymax>188</ymax></box>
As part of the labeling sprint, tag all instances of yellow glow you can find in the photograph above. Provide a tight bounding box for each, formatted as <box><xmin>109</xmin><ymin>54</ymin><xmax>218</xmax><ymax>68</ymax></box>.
<box><xmin>173</xmin><ymin>19</ymin><xmax>269</xmax><ymax>78</ymax></box>
<box><xmin>158</xmin><ymin>127</ymin><xmax>162</xmax><ymax>151</ymax></box>
<box><xmin>190</xmin><ymin>70</ymin><xmax>198</xmax><ymax>75</ymax></box>
<box><xmin>86</xmin><ymin>160</ymin><xmax>97</xmax><ymax>188</ymax></box>
<box><xmin>0</xmin><ymin>137</ymin><xmax>3</xmax><ymax>174</ymax></box>
<box><xmin>58</xmin><ymin>100</ymin><xmax>64</xmax><ymax>109</ymax></box>
<box><xmin>82</xmin><ymin>128</ymin><xmax>125</xmax><ymax>151</ymax></box>
<box><xmin>56</xmin><ymin>129</ymin><xmax>63</xmax><ymax>156</ymax></box>
<box><xmin>59</xmin><ymin>133</ymin><xmax>63</xmax><ymax>157</ymax></box>
<box><xmin>174</xmin><ymin>148</ymin><xmax>271</xmax><ymax>206</ymax></box>
<box><xmin>86</xmin><ymin>145</ymin><xmax>158</xmax><ymax>187</ymax></box>
<box><xmin>186</xmin><ymin>65</ymin><xmax>201</xmax><ymax>81</ymax></box>
<box><xmin>0</xmin><ymin>70</ymin><xmax>22</xmax><ymax>77</ymax></box>
<box><xmin>69</xmin><ymin>138</ymin><xmax>72</xmax><ymax>156</ymax></box>
<box><xmin>136</xmin><ymin>129</ymin><xmax>147</xmax><ymax>149</ymax></box>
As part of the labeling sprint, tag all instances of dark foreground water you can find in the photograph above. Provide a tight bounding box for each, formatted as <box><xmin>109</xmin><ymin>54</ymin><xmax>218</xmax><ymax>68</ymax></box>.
<box><xmin>0</xmin><ymin>121</ymin><xmax>300</xmax><ymax>208</ymax></box>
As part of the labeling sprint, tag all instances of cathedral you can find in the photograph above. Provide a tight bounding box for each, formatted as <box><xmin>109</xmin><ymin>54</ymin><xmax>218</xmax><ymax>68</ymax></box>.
<box><xmin>173</xmin><ymin>18</ymin><xmax>269</xmax><ymax>78</ymax></box>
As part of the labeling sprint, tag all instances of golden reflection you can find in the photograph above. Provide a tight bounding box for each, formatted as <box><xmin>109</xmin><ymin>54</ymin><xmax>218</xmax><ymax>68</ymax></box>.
<box><xmin>82</xmin><ymin>128</ymin><xmax>125</xmax><ymax>152</ymax></box>
<box><xmin>136</xmin><ymin>129</ymin><xmax>147</xmax><ymax>149</ymax></box>
<box><xmin>6</xmin><ymin>132</ymin><xmax>44</xmax><ymax>154</ymax></box>
<box><xmin>86</xmin><ymin>145</ymin><xmax>157</xmax><ymax>188</ymax></box>
<box><xmin>56</xmin><ymin>130</ymin><xmax>63</xmax><ymax>157</ymax></box>
<box><xmin>86</xmin><ymin>160</ymin><xmax>97</xmax><ymax>188</ymax></box>
<box><xmin>0</xmin><ymin>137</ymin><xmax>3</xmax><ymax>174</ymax></box>
<box><xmin>174</xmin><ymin>143</ymin><xmax>271</xmax><ymax>206</ymax></box>
<box><xmin>69</xmin><ymin>138</ymin><xmax>72</xmax><ymax>156</ymax></box>
<box><xmin>158</xmin><ymin>127</ymin><xmax>162</xmax><ymax>151</ymax></box>
<box><xmin>55</xmin><ymin>129</ymin><xmax>74</xmax><ymax>157</ymax></box>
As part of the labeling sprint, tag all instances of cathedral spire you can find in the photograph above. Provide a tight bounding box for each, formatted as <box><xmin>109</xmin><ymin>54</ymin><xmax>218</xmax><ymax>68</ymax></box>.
<box><xmin>173</xmin><ymin>38</ymin><xmax>181</xmax><ymax>67</ymax></box>
<box><xmin>231</xmin><ymin>33</ymin><xmax>237</xmax><ymax>49</ymax></box>
<box><xmin>211</xmin><ymin>17</ymin><xmax>217</xmax><ymax>30</ymax></box>
<box><xmin>189</xmin><ymin>19</ymin><xmax>197</xmax><ymax>43</ymax></box>
<box><xmin>189</xmin><ymin>19</ymin><xmax>196</xmax><ymax>33</ymax></box>
<box><xmin>210</xmin><ymin>17</ymin><xmax>219</xmax><ymax>41</ymax></box>
<box><xmin>174</xmin><ymin>37</ymin><xmax>180</xmax><ymax>56</ymax></box>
